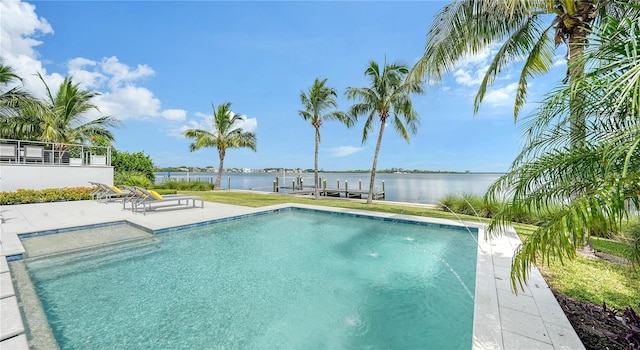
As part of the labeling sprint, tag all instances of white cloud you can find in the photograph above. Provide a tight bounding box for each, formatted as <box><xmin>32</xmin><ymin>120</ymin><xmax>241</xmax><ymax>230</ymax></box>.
<box><xmin>0</xmin><ymin>0</ymin><xmax>61</xmax><ymax>99</ymax></box>
<box><xmin>68</xmin><ymin>57</ymin><xmax>106</xmax><ymax>89</ymax></box>
<box><xmin>169</xmin><ymin>120</ymin><xmax>205</xmax><ymax>138</ymax></box>
<box><xmin>450</xmin><ymin>43</ymin><xmax>519</xmax><ymax>88</ymax></box>
<box><xmin>450</xmin><ymin>48</ymin><xmax>493</xmax><ymax>87</ymax></box>
<box><xmin>234</xmin><ymin>117</ymin><xmax>258</xmax><ymax>133</ymax></box>
<box><xmin>100</xmin><ymin>56</ymin><xmax>154</xmax><ymax>89</ymax></box>
<box><xmin>454</xmin><ymin>66</ymin><xmax>488</xmax><ymax>87</ymax></box>
<box><xmin>552</xmin><ymin>55</ymin><xmax>566</xmax><ymax>67</ymax></box>
<box><xmin>169</xmin><ymin>111</ymin><xmax>257</xmax><ymax>139</ymax></box>
<box><xmin>426</xmin><ymin>78</ymin><xmax>440</xmax><ymax>86</ymax></box>
<box><xmin>0</xmin><ymin>1</ymin><xmax>182</xmax><ymax>124</ymax></box>
<box><xmin>457</xmin><ymin>48</ymin><xmax>493</xmax><ymax>67</ymax></box>
<box><xmin>189</xmin><ymin>110</ymin><xmax>258</xmax><ymax>132</ymax></box>
<box><xmin>66</xmin><ymin>56</ymin><xmax>170</xmax><ymax>120</ymax></box>
<box><xmin>483</xmin><ymin>82</ymin><xmax>518</xmax><ymax>106</ymax></box>
<box><xmin>94</xmin><ymin>86</ymin><xmax>160</xmax><ymax>119</ymax></box>
<box><xmin>0</xmin><ymin>0</ymin><xmax>52</xmax><ymax>59</ymax></box>
<box><xmin>194</xmin><ymin>111</ymin><xmax>210</xmax><ymax>120</ymax></box>
<box><xmin>328</xmin><ymin>146</ymin><xmax>364</xmax><ymax>157</ymax></box>
<box><xmin>161</xmin><ymin>109</ymin><xmax>187</xmax><ymax>121</ymax></box>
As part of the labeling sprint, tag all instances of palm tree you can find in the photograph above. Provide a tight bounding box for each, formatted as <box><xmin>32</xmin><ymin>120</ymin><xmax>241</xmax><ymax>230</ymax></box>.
<box><xmin>1</xmin><ymin>72</ymin><xmax>117</xmax><ymax>145</ymax></box>
<box><xmin>299</xmin><ymin>78</ymin><xmax>354</xmax><ymax>199</ymax></box>
<box><xmin>346</xmin><ymin>60</ymin><xmax>423</xmax><ymax>204</ymax></box>
<box><xmin>410</xmin><ymin>0</ymin><xmax>629</xmax><ymax>122</ymax></box>
<box><xmin>486</xmin><ymin>8</ymin><xmax>640</xmax><ymax>290</ymax></box>
<box><xmin>37</xmin><ymin>74</ymin><xmax>117</xmax><ymax>144</ymax></box>
<box><xmin>0</xmin><ymin>62</ymin><xmax>26</xmax><ymax>115</ymax></box>
<box><xmin>183</xmin><ymin>102</ymin><xmax>257</xmax><ymax>190</ymax></box>
<box><xmin>0</xmin><ymin>62</ymin><xmax>42</xmax><ymax>138</ymax></box>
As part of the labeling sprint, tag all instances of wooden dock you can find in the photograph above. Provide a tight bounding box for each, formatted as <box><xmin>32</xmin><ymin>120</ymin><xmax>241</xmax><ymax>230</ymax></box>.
<box><xmin>284</xmin><ymin>187</ymin><xmax>385</xmax><ymax>200</ymax></box>
<box><xmin>273</xmin><ymin>176</ymin><xmax>385</xmax><ymax>200</ymax></box>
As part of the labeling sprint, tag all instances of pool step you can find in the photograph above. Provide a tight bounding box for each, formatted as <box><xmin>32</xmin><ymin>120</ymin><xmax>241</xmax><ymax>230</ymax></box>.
<box><xmin>25</xmin><ymin>237</ymin><xmax>162</xmax><ymax>281</ymax></box>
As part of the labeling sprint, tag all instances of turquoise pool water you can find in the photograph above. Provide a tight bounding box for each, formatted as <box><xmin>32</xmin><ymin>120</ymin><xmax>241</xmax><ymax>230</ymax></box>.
<box><xmin>26</xmin><ymin>209</ymin><xmax>478</xmax><ymax>349</ymax></box>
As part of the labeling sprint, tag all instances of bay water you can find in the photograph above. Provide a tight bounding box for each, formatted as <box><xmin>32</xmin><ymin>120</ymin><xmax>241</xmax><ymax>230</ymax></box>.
<box><xmin>156</xmin><ymin>171</ymin><xmax>502</xmax><ymax>204</ymax></box>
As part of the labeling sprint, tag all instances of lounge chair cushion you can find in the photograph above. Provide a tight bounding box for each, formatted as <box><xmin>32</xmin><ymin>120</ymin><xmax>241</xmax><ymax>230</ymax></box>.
<box><xmin>110</xmin><ymin>185</ymin><xmax>123</xmax><ymax>193</ymax></box>
<box><xmin>149</xmin><ymin>190</ymin><xmax>163</xmax><ymax>200</ymax></box>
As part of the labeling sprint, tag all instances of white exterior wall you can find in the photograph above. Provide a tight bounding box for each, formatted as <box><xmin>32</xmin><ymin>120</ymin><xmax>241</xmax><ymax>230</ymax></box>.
<box><xmin>0</xmin><ymin>164</ymin><xmax>113</xmax><ymax>192</ymax></box>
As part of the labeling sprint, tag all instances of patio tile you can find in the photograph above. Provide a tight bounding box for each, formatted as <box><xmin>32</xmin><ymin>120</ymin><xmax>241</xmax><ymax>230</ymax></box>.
<box><xmin>498</xmin><ymin>289</ymin><xmax>539</xmax><ymax>315</ymax></box>
<box><xmin>500</xmin><ymin>306</ymin><xmax>551</xmax><ymax>343</ymax></box>
<box><xmin>545</xmin><ymin>320</ymin><xmax>586</xmax><ymax>349</ymax></box>
<box><xmin>0</xmin><ymin>296</ymin><xmax>24</xmax><ymax>341</ymax></box>
<box><xmin>0</xmin><ymin>272</ymin><xmax>14</xmax><ymax>299</ymax></box>
<box><xmin>0</xmin><ymin>334</ymin><xmax>29</xmax><ymax>350</ymax></box>
<box><xmin>473</xmin><ymin>309</ymin><xmax>503</xmax><ymax>350</ymax></box>
<box><xmin>493</xmin><ymin>265</ymin><xmax>532</xmax><ymax>296</ymax></box>
<box><xmin>502</xmin><ymin>330</ymin><xmax>554</xmax><ymax>350</ymax></box>
<box><xmin>492</xmin><ymin>255</ymin><xmax>513</xmax><ymax>268</ymax></box>
<box><xmin>0</xmin><ymin>231</ymin><xmax>24</xmax><ymax>257</ymax></box>
<box><xmin>0</xmin><ymin>258</ymin><xmax>8</xmax><ymax>273</ymax></box>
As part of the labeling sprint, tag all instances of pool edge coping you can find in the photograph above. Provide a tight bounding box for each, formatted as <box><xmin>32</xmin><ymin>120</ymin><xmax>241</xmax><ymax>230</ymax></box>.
<box><xmin>1</xmin><ymin>202</ymin><xmax>585</xmax><ymax>349</ymax></box>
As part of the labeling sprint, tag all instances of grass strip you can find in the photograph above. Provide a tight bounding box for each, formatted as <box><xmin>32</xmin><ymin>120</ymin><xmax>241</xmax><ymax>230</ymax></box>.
<box><xmin>592</xmin><ymin>237</ymin><xmax>631</xmax><ymax>258</ymax></box>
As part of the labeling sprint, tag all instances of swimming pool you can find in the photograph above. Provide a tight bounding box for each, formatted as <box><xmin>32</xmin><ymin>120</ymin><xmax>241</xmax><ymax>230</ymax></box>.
<box><xmin>25</xmin><ymin>208</ymin><xmax>478</xmax><ymax>349</ymax></box>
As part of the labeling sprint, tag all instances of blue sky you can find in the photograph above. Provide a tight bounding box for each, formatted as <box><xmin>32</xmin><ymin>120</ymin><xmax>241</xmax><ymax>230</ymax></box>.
<box><xmin>1</xmin><ymin>0</ymin><xmax>566</xmax><ymax>172</ymax></box>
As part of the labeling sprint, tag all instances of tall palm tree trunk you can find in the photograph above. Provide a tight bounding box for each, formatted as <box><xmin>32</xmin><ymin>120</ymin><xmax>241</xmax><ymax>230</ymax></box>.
<box><xmin>568</xmin><ymin>26</ymin><xmax>593</xmax><ymax>253</ymax></box>
<box><xmin>216</xmin><ymin>149</ymin><xmax>225</xmax><ymax>190</ymax></box>
<box><xmin>367</xmin><ymin>118</ymin><xmax>386</xmax><ymax>204</ymax></box>
<box><xmin>568</xmin><ymin>29</ymin><xmax>588</xmax><ymax>148</ymax></box>
<box><xmin>314</xmin><ymin>127</ymin><xmax>320</xmax><ymax>200</ymax></box>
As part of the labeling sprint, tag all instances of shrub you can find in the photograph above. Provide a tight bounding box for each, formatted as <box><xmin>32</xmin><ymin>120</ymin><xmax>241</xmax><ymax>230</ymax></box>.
<box><xmin>154</xmin><ymin>189</ymin><xmax>178</xmax><ymax>195</ymax></box>
<box><xmin>114</xmin><ymin>171</ymin><xmax>154</xmax><ymax>188</ymax></box>
<box><xmin>112</xmin><ymin>149</ymin><xmax>155</xmax><ymax>183</ymax></box>
<box><xmin>438</xmin><ymin>194</ymin><xmax>543</xmax><ymax>224</ymax></box>
<box><xmin>622</xmin><ymin>220</ymin><xmax>640</xmax><ymax>266</ymax></box>
<box><xmin>155</xmin><ymin>180</ymin><xmax>214</xmax><ymax>191</ymax></box>
<box><xmin>0</xmin><ymin>187</ymin><xmax>93</xmax><ymax>205</ymax></box>
<box><xmin>123</xmin><ymin>174</ymin><xmax>154</xmax><ymax>188</ymax></box>
<box><xmin>438</xmin><ymin>193</ymin><xmax>497</xmax><ymax>218</ymax></box>
<box><xmin>438</xmin><ymin>194</ymin><xmax>459</xmax><ymax>214</ymax></box>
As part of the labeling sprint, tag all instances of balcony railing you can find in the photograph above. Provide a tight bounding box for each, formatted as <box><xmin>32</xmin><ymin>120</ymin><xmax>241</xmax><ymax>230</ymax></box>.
<box><xmin>0</xmin><ymin>138</ymin><xmax>111</xmax><ymax>166</ymax></box>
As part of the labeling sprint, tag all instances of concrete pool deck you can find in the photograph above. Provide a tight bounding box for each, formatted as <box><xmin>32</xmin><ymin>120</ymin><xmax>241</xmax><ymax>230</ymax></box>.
<box><xmin>0</xmin><ymin>199</ymin><xmax>585</xmax><ymax>349</ymax></box>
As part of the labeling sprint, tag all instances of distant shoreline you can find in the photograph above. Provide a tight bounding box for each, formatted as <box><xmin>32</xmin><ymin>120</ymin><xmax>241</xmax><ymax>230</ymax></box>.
<box><xmin>155</xmin><ymin>167</ymin><xmax>505</xmax><ymax>175</ymax></box>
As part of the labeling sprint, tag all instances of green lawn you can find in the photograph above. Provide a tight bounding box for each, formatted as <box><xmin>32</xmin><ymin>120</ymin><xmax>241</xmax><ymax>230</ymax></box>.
<box><xmin>592</xmin><ymin>236</ymin><xmax>630</xmax><ymax>258</ymax></box>
<box><xmin>181</xmin><ymin>190</ymin><xmax>639</xmax><ymax>310</ymax></box>
<box><xmin>539</xmin><ymin>256</ymin><xmax>640</xmax><ymax>310</ymax></box>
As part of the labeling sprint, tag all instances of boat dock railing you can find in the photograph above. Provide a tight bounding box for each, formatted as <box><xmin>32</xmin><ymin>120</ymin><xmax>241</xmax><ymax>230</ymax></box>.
<box><xmin>273</xmin><ymin>176</ymin><xmax>385</xmax><ymax>200</ymax></box>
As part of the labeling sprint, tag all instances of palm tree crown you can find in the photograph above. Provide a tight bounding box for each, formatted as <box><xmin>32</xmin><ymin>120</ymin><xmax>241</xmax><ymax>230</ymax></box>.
<box><xmin>299</xmin><ymin>78</ymin><xmax>354</xmax><ymax>199</ymax></box>
<box><xmin>346</xmin><ymin>60</ymin><xmax>423</xmax><ymax>204</ymax></box>
<box><xmin>410</xmin><ymin>0</ymin><xmax>623</xmax><ymax>120</ymax></box>
<box><xmin>37</xmin><ymin>73</ymin><xmax>117</xmax><ymax>144</ymax></box>
<box><xmin>486</xmin><ymin>6</ymin><xmax>640</xmax><ymax>290</ymax></box>
<box><xmin>184</xmin><ymin>102</ymin><xmax>257</xmax><ymax>190</ymax></box>
<box><xmin>0</xmin><ymin>62</ymin><xmax>41</xmax><ymax>135</ymax></box>
<box><xmin>1</xmin><ymin>69</ymin><xmax>117</xmax><ymax>149</ymax></box>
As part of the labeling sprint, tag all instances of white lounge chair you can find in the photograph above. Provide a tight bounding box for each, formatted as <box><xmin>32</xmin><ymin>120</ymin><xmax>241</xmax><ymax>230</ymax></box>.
<box><xmin>127</xmin><ymin>186</ymin><xmax>204</xmax><ymax>215</ymax></box>
<box><xmin>89</xmin><ymin>182</ymin><xmax>131</xmax><ymax>202</ymax></box>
